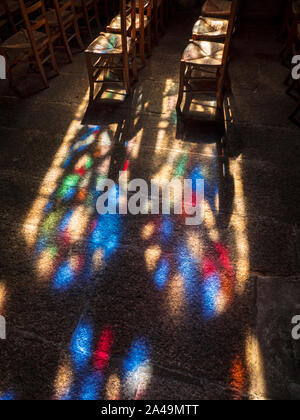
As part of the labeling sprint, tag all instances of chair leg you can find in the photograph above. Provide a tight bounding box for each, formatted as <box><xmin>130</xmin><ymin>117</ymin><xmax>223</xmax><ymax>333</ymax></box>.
<box><xmin>153</xmin><ymin>5</ymin><xmax>159</xmax><ymax>44</ymax></box>
<box><xmin>35</xmin><ymin>55</ymin><xmax>49</xmax><ymax>88</ymax></box>
<box><xmin>132</xmin><ymin>45</ymin><xmax>138</xmax><ymax>82</ymax></box>
<box><xmin>85</xmin><ymin>53</ymin><xmax>94</xmax><ymax>100</ymax></box>
<box><xmin>217</xmin><ymin>89</ymin><xmax>224</xmax><ymax>110</ymax></box>
<box><xmin>49</xmin><ymin>42</ymin><xmax>59</xmax><ymax>75</ymax></box>
<box><xmin>146</xmin><ymin>23</ymin><xmax>152</xmax><ymax>56</ymax></box>
<box><xmin>217</xmin><ymin>77</ymin><xmax>225</xmax><ymax>110</ymax></box>
<box><xmin>61</xmin><ymin>30</ymin><xmax>73</xmax><ymax>62</ymax></box>
<box><xmin>176</xmin><ymin>61</ymin><xmax>185</xmax><ymax>110</ymax></box>
<box><xmin>74</xmin><ymin>19</ymin><xmax>85</xmax><ymax>50</ymax></box>
<box><xmin>123</xmin><ymin>60</ymin><xmax>131</xmax><ymax>95</ymax></box>
<box><xmin>139</xmin><ymin>30</ymin><xmax>146</xmax><ymax>67</ymax></box>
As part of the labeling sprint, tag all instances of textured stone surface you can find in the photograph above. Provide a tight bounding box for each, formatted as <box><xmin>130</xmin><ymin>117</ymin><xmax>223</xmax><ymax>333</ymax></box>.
<box><xmin>0</xmin><ymin>10</ymin><xmax>299</xmax><ymax>400</ymax></box>
<box><xmin>256</xmin><ymin>276</ymin><xmax>300</xmax><ymax>400</ymax></box>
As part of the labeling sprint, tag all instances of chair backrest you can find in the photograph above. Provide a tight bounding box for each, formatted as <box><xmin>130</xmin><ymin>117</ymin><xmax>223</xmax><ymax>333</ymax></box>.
<box><xmin>120</xmin><ymin>0</ymin><xmax>136</xmax><ymax>52</ymax></box>
<box><xmin>137</xmin><ymin>0</ymin><xmax>151</xmax><ymax>20</ymax></box>
<box><xmin>221</xmin><ymin>0</ymin><xmax>239</xmax><ymax>67</ymax></box>
<box><xmin>1</xmin><ymin>0</ymin><xmax>18</xmax><ymax>32</ymax></box>
<box><xmin>17</xmin><ymin>0</ymin><xmax>52</xmax><ymax>50</ymax></box>
<box><xmin>137</xmin><ymin>0</ymin><xmax>147</xmax><ymax>35</ymax></box>
<box><xmin>52</xmin><ymin>0</ymin><xmax>76</xmax><ymax>27</ymax></box>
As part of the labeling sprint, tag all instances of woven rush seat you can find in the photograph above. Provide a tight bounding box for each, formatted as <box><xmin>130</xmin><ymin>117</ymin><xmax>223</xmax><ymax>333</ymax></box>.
<box><xmin>85</xmin><ymin>32</ymin><xmax>134</xmax><ymax>55</ymax></box>
<box><xmin>107</xmin><ymin>13</ymin><xmax>150</xmax><ymax>32</ymax></box>
<box><xmin>44</xmin><ymin>8</ymin><xmax>73</xmax><ymax>27</ymax></box>
<box><xmin>202</xmin><ymin>0</ymin><xmax>232</xmax><ymax>17</ymax></box>
<box><xmin>192</xmin><ymin>16</ymin><xmax>228</xmax><ymax>39</ymax></box>
<box><xmin>1</xmin><ymin>29</ymin><xmax>47</xmax><ymax>59</ymax></box>
<box><xmin>181</xmin><ymin>40</ymin><xmax>224</xmax><ymax>66</ymax></box>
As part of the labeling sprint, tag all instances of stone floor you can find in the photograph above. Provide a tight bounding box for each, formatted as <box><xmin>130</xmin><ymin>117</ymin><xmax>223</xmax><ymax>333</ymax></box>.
<box><xmin>0</xmin><ymin>9</ymin><xmax>299</xmax><ymax>400</ymax></box>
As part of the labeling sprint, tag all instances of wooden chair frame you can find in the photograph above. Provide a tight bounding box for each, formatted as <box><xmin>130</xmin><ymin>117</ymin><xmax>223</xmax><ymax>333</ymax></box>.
<box><xmin>85</xmin><ymin>0</ymin><xmax>138</xmax><ymax>99</ymax></box>
<box><xmin>136</xmin><ymin>0</ymin><xmax>152</xmax><ymax>65</ymax></box>
<box><xmin>201</xmin><ymin>0</ymin><xmax>232</xmax><ymax>18</ymax></box>
<box><xmin>0</xmin><ymin>0</ymin><xmax>22</xmax><ymax>33</ymax></box>
<box><xmin>76</xmin><ymin>0</ymin><xmax>101</xmax><ymax>40</ymax></box>
<box><xmin>107</xmin><ymin>0</ymin><xmax>151</xmax><ymax>67</ymax></box>
<box><xmin>51</xmin><ymin>0</ymin><xmax>84</xmax><ymax>62</ymax></box>
<box><xmin>176</xmin><ymin>0</ymin><xmax>239</xmax><ymax>111</ymax></box>
<box><xmin>0</xmin><ymin>0</ymin><xmax>59</xmax><ymax>88</ymax></box>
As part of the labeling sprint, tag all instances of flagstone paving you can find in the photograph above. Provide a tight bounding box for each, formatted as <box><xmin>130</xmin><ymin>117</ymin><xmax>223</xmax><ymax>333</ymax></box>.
<box><xmin>0</xmin><ymin>10</ymin><xmax>299</xmax><ymax>400</ymax></box>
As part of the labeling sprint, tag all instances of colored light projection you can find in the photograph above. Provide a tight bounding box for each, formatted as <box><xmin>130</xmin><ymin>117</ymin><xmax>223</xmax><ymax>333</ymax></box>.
<box><xmin>0</xmin><ymin>391</ymin><xmax>15</xmax><ymax>400</ymax></box>
<box><xmin>30</xmin><ymin>125</ymin><xmax>122</xmax><ymax>291</ymax></box>
<box><xmin>141</xmin><ymin>143</ymin><xmax>234</xmax><ymax>320</ymax></box>
<box><xmin>54</xmin><ymin>318</ymin><xmax>151</xmax><ymax>401</ymax></box>
<box><xmin>21</xmin><ymin>80</ymin><xmax>255</xmax><ymax>399</ymax></box>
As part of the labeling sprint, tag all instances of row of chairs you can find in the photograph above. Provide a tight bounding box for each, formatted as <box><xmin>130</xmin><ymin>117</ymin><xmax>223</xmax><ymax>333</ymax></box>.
<box><xmin>0</xmin><ymin>0</ymin><xmax>113</xmax><ymax>88</ymax></box>
<box><xmin>176</xmin><ymin>0</ymin><xmax>239</xmax><ymax>112</ymax></box>
<box><xmin>85</xmin><ymin>0</ymin><xmax>172</xmax><ymax>99</ymax></box>
<box><xmin>281</xmin><ymin>0</ymin><xmax>300</xmax><ymax>123</ymax></box>
<box><xmin>0</xmin><ymin>0</ymin><xmax>111</xmax><ymax>39</ymax></box>
<box><xmin>0</xmin><ymin>0</ymin><xmax>169</xmax><ymax>91</ymax></box>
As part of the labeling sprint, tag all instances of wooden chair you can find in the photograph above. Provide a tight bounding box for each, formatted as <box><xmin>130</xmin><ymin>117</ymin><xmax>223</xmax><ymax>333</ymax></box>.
<box><xmin>201</xmin><ymin>0</ymin><xmax>232</xmax><ymax>18</ymax></box>
<box><xmin>85</xmin><ymin>0</ymin><xmax>138</xmax><ymax>99</ymax></box>
<box><xmin>45</xmin><ymin>0</ymin><xmax>84</xmax><ymax>62</ymax></box>
<box><xmin>176</xmin><ymin>0</ymin><xmax>238</xmax><ymax>111</ymax></box>
<box><xmin>0</xmin><ymin>0</ymin><xmax>59</xmax><ymax>88</ymax></box>
<box><xmin>192</xmin><ymin>16</ymin><xmax>229</xmax><ymax>41</ymax></box>
<box><xmin>106</xmin><ymin>0</ymin><xmax>151</xmax><ymax>67</ymax></box>
<box><xmin>75</xmin><ymin>0</ymin><xmax>101</xmax><ymax>40</ymax></box>
<box><xmin>0</xmin><ymin>0</ymin><xmax>22</xmax><ymax>33</ymax></box>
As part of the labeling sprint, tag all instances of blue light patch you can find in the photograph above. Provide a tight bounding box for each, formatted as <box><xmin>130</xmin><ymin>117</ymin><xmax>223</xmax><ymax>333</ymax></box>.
<box><xmin>58</xmin><ymin>209</ymin><xmax>74</xmax><ymax>233</ymax></box>
<box><xmin>201</xmin><ymin>274</ymin><xmax>220</xmax><ymax>319</ymax></box>
<box><xmin>53</xmin><ymin>261</ymin><xmax>75</xmax><ymax>290</ymax></box>
<box><xmin>79</xmin><ymin>372</ymin><xmax>103</xmax><ymax>400</ymax></box>
<box><xmin>36</xmin><ymin>236</ymin><xmax>48</xmax><ymax>253</ymax></box>
<box><xmin>63</xmin><ymin>186</ymin><xmax>76</xmax><ymax>201</ymax></box>
<box><xmin>190</xmin><ymin>167</ymin><xmax>204</xmax><ymax>191</ymax></box>
<box><xmin>160</xmin><ymin>216</ymin><xmax>174</xmax><ymax>242</ymax></box>
<box><xmin>0</xmin><ymin>392</ymin><xmax>15</xmax><ymax>400</ymax></box>
<box><xmin>123</xmin><ymin>338</ymin><xmax>150</xmax><ymax>376</ymax></box>
<box><xmin>44</xmin><ymin>200</ymin><xmax>53</xmax><ymax>214</ymax></box>
<box><xmin>70</xmin><ymin>322</ymin><xmax>93</xmax><ymax>371</ymax></box>
<box><xmin>154</xmin><ymin>259</ymin><xmax>170</xmax><ymax>290</ymax></box>
<box><xmin>90</xmin><ymin>214</ymin><xmax>121</xmax><ymax>260</ymax></box>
